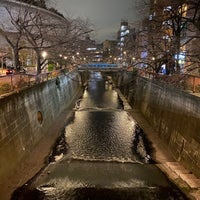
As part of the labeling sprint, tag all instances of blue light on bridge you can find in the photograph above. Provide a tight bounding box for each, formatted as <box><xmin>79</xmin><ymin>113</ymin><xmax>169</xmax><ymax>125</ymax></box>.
<box><xmin>78</xmin><ymin>63</ymin><xmax>122</xmax><ymax>71</ymax></box>
<box><xmin>86</xmin><ymin>63</ymin><xmax>118</xmax><ymax>68</ymax></box>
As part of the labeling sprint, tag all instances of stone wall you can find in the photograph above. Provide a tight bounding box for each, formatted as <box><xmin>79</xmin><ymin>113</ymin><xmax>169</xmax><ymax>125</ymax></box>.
<box><xmin>0</xmin><ymin>71</ymin><xmax>83</xmax><ymax>183</ymax></box>
<box><xmin>119</xmin><ymin>71</ymin><xmax>200</xmax><ymax>178</ymax></box>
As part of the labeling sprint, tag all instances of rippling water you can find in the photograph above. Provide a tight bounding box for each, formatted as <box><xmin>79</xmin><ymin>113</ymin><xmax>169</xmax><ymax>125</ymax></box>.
<box><xmin>65</xmin><ymin>111</ymin><xmax>137</xmax><ymax>163</ymax></box>
<box><xmin>11</xmin><ymin>72</ymin><xmax>189</xmax><ymax>200</ymax></box>
<box><xmin>65</xmin><ymin>72</ymin><xmax>147</xmax><ymax>163</ymax></box>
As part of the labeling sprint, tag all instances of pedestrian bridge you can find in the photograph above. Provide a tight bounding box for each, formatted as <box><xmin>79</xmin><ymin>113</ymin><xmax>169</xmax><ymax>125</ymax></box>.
<box><xmin>78</xmin><ymin>63</ymin><xmax>123</xmax><ymax>72</ymax></box>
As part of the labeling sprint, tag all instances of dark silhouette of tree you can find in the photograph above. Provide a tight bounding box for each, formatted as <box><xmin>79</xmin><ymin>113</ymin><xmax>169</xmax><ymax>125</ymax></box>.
<box><xmin>0</xmin><ymin>4</ymin><xmax>93</xmax><ymax>74</ymax></box>
<box><xmin>131</xmin><ymin>0</ymin><xmax>200</xmax><ymax>75</ymax></box>
<box><xmin>48</xmin><ymin>8</ymin><xmax>64</xmax><ymax>18</ymax></box>
<box><xmin>16</xmin><ymin>0</ymin><xmax>64</xmax><ymax>17</ymax></box>
<box><xmin>16</xmin><ymin>0</ymin><xmax>47</xmax><ymax>9</ymax></box>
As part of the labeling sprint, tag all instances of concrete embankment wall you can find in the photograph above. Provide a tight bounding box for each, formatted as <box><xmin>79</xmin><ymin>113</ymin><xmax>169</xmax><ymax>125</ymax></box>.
<box><xmin>118</xmin><ymin>71</ymin><xmax>200</xmax><ymax>178</ymax></box>
<box><xmin>0</xmin><ymin>71</ymin><xmax>84</xmax><ymax>184</ymax></box>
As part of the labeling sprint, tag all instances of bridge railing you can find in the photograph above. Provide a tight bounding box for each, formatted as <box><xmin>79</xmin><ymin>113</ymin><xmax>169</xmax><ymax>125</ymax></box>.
<box><xmin>78</xmin><ymin>63</ymin><xmax>123</xmax><ymax>72</ymax></box>
<box><xmin>80</xmin><ymin>63</ymin><xmax>119</xmax><ymax>68</ymax></box>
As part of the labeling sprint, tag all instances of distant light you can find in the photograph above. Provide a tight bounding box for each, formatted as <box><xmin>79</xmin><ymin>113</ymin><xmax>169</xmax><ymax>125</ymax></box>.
<box><xmin>125</xmin><ymin>30</ymin><xmax>130</xmax><ymax>34</ymax></box>
<box><xmin>121</xmin><ymin>25</ymin><xmax>126</xmax><ymax>31</ymax></box>
<box><xmin>86</xmin><ymin>47</ymin><xmax>97</xmax><ymax>51</ymax></box>
<box><xmin>174</xmin><ymin>52</ymin><xmax>185</xmax><ymax>60</ymax></box>
<box><xmin>164</xmin><ymin>6</ymin><xmax>172</xmax><ymax>11</ymax></box>
<box><xmin>42</xmin><ymin>51</ymin><xmax>47</xmax><ymax>59</ymax></box>
<box><xmin>141</xmin><ymin>51</ymin><xmax>148</xmax><ymax>58</ymax></box>
<box><xmin>94</xmin><ymin>55</ymin><xmax>103</xmax><ymax>58</ymax></box>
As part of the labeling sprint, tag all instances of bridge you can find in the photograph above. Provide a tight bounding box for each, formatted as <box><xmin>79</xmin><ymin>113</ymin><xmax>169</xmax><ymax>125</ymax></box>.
<box><xmin>78</xmin><ymin>63</ymin><xmax>124</xmax><ymax>72</ymax></box>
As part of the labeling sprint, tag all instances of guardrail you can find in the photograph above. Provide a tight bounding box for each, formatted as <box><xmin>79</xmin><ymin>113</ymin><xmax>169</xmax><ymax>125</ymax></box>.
<box><xmin>1</xmin><ymin>66</ymin><xmax>199</xmax><ymax>96</ymax></box>
<box><xmin>78</xmin><ymin>66</ymin><xmax>123</xmax><ymax>72</ymax></box>
<box><xmin>136</xmin><ymin>68</ymin><xmax>200</xmax><ymax>93</ymax></box>
<box><xmin>0</xmin><ymin>69</ymin><xmax>68</xmax><ymax>97</ymax></box>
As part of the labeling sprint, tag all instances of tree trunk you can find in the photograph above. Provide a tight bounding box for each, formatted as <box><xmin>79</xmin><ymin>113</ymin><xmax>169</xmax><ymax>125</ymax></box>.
<box><xmin>174</xmin><ymin>35</ymin><xmax>181</xmax><ymax>72</ymax></box>
<box><xmin>35</xmin><ymin>50</ymin><xmax>41</xmax><ymax>75</ymax></box>
<box><xmin>12</xmin><ymin>47</ymin><xmax>20</xmax><ymax>71</ymax></box>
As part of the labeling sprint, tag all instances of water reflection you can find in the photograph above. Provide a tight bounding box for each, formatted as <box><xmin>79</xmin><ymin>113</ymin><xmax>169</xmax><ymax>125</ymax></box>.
<box><xmin>79</xmin><ymin>72</ymin><xmax>121</xmax><ymax>110</ymax></box>
<box><xmin>12</xmin><ymin>161</ymin><xmax>188</xmax><ymax>200</ymax></box>
<box><xmin>11</xmin><ymin>72</ymin><xmax>189</xmax><ymax>200</ymax></box>
<box><xmin>64</xmin><ymin>111</ymin><xmax>138</xmax><ymax>163</ymax></box>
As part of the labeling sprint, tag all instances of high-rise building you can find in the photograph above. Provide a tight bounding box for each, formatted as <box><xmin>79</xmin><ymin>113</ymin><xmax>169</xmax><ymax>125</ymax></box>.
<box><xmin>117</xmin><ymin>20</ymin><xmax>129</xmax><ymax>63</ymax></box>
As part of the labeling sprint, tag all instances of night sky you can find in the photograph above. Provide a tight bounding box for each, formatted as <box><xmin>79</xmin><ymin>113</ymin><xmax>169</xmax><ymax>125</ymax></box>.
<box><xmin>51</xmin><ymin>0</ymin><xmax>143</xmax><ymax>42</ymax></box>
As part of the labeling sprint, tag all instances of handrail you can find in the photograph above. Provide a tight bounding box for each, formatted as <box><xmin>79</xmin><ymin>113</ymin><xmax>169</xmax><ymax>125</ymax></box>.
<box><xmin>0</xmin><ymin>69</ymin><xmax>70</xmax><ymax>97</ymax></box>
<box><xmin>136</xmin><ymin>68</ymin><xmax>200</xmax><ymax>93</ymax></box>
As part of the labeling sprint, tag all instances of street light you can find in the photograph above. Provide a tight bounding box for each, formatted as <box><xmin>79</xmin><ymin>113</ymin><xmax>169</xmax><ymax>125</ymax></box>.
<box><xmin>123</xmin><ymin>51</ymin><xmax>127</xmax><ymax>66</ymax></box>
<box><xmin>41</xmin><ymin>51</ymin><xmax>47</xmax><ymax>72</ymax></box>
<box><xmin>132</xmin><ymin>57</ymin><xmax>136</xmax><ymax>65</ymax></box>
<box><xmin>42</xmin><ymin>51</ymin><xmax>47</xmax><ymax>59</ymax></box>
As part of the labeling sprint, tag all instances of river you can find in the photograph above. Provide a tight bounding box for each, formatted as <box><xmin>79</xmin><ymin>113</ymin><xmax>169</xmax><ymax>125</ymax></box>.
<box><xmin>11</xmin><ymin>71</ymin><xmax>188</xmax><ymax>200</ymax></box>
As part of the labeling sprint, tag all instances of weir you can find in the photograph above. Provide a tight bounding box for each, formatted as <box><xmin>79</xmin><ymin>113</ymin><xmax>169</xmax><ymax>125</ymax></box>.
<box><xmin>11</xmin><ymin>71</ymin><xmax>188</xmax><ymax>200</ymax></box>
<box><xmin>0</xmin><ymin>71</ymin><xmax>87</xmax><ymax>199</ymax></box>
<box><xmin>0</xmin><ymin>68</ymin><xmax>200</xmax><ymax>199</ymax></box>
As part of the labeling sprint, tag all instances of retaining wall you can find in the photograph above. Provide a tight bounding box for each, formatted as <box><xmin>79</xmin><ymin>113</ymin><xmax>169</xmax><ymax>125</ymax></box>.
<box><xmin>119</xmin><ymin>71</ymin><xmax>200</xmax><ymax>178</ymax></box>
<box><xmin>0</xmin><ymin>71</ymin><xmax>83</xmax><ymax>184</ymax></box>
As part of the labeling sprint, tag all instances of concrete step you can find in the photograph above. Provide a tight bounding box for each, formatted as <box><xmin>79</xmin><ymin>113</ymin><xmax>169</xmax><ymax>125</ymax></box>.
<box><xmin>179</xmin><ymin>174</ymin><xmax>200</xmax><ymax>189</ymax></box>
<box><xmin>156</xmin><ymin>163</ymin><xmax>179</xmax><ymax>180</ymax></box>
<box><xmin>190</xmin><ymin>190</ymin><xmax>200</xmax><ymax>200</ymax></box>
<box><xmin>157</xmin><ymin>162</ymin><xmax>200</xmax><ymax>200</ymax></box>
<box><xmin>164</xmin><ymin>162</ymin><xmax>200</xmax><ymax>189</ymax></box>
<box><xmin>165</xmin><ymin>162</ymin><xmax>190</xmax><ymax>174</ymax></box>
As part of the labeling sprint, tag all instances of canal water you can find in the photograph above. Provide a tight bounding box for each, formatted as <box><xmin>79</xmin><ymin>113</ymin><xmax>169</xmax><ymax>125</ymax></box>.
<box><xmin>12</xmin><ymin>72</ymin><xmax>188</xmax><ymax>200</ymax></box>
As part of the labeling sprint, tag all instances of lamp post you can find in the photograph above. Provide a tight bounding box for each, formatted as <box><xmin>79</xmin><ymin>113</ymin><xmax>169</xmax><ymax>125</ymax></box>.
<box><xmin>63</xmin><ymin>56</ymin><xmax>67</xmax><ymax>68</ymax></box>
<box><xmin>123</xmin><ymin>51</ymin><xmax>127</xmax><ymax>67</ymax></box>
<box><xmin>42</xmin><ymin>51</ymin><xmax>47</xmax><ymax>59</ymax></box>
<box><xmin>41</xmin><ymin>51</ymin><xmax>48</xmax><ymax>72</ymax></box>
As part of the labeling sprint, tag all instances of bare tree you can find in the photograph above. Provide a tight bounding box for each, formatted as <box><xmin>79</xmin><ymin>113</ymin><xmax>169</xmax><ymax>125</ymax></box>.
<box><xmin>16</xmin><ymin>0</ymin><xmax>47</xmax><ymax>9</ymax></box>
<box><xmin>180</xmin><ymin>0</ymin><xmax>200</xmax><ymax>74</ymax></box>
<box><xmin>131</xmin><ymin>0</ymin><xmax>200</xmax><ymax>75</ymax></box>
<box><xmin>0</xmin><ymin>27</ymin><xmax>22</xmax><ymax>70</ymax></box>
<box><xmin>45</xmin><ymin>17</ymin><xmax>94</xmax><ymax>67</ymax></box>
<box><xmin>1</xmin><ymin>3</ymin><xmax>93</xmax><ymax>74</ymax></box>
<box><xmin>0</xmin><ymin>5</ymin><xmax>26</xmax><ymax>70</ymax></box>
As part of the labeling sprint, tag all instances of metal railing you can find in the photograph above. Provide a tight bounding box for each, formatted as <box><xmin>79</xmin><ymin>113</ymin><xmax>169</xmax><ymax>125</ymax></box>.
<box><xmin>0</xmin><ymin>69</ymin><xmax>69</xmax><ymax>97</ymax></box>
<box><xmin>136</xmin><ymin>68</ymin><xmax>200</xmax><ymax>93</ymax></box>
<box><xmin>1</xmin><ymin>66</ymin><xmax>200</xmax><ymax>97</ymax></box>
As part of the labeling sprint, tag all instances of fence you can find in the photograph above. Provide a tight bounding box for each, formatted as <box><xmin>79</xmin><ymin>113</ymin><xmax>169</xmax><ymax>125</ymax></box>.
<box><xmin>136</xmin><ymin>68</ymin><xmax>200</xmax><ymax>93</ymax></box>
<box><xmin>0</xmin><ymin>69</ymin><xmax>68</xmax><ymax>97</ymax></box>
<box><xmin>1</xmin><ymin>67</ymin><xmax>200</xmax><ymax>96</ymax></box>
